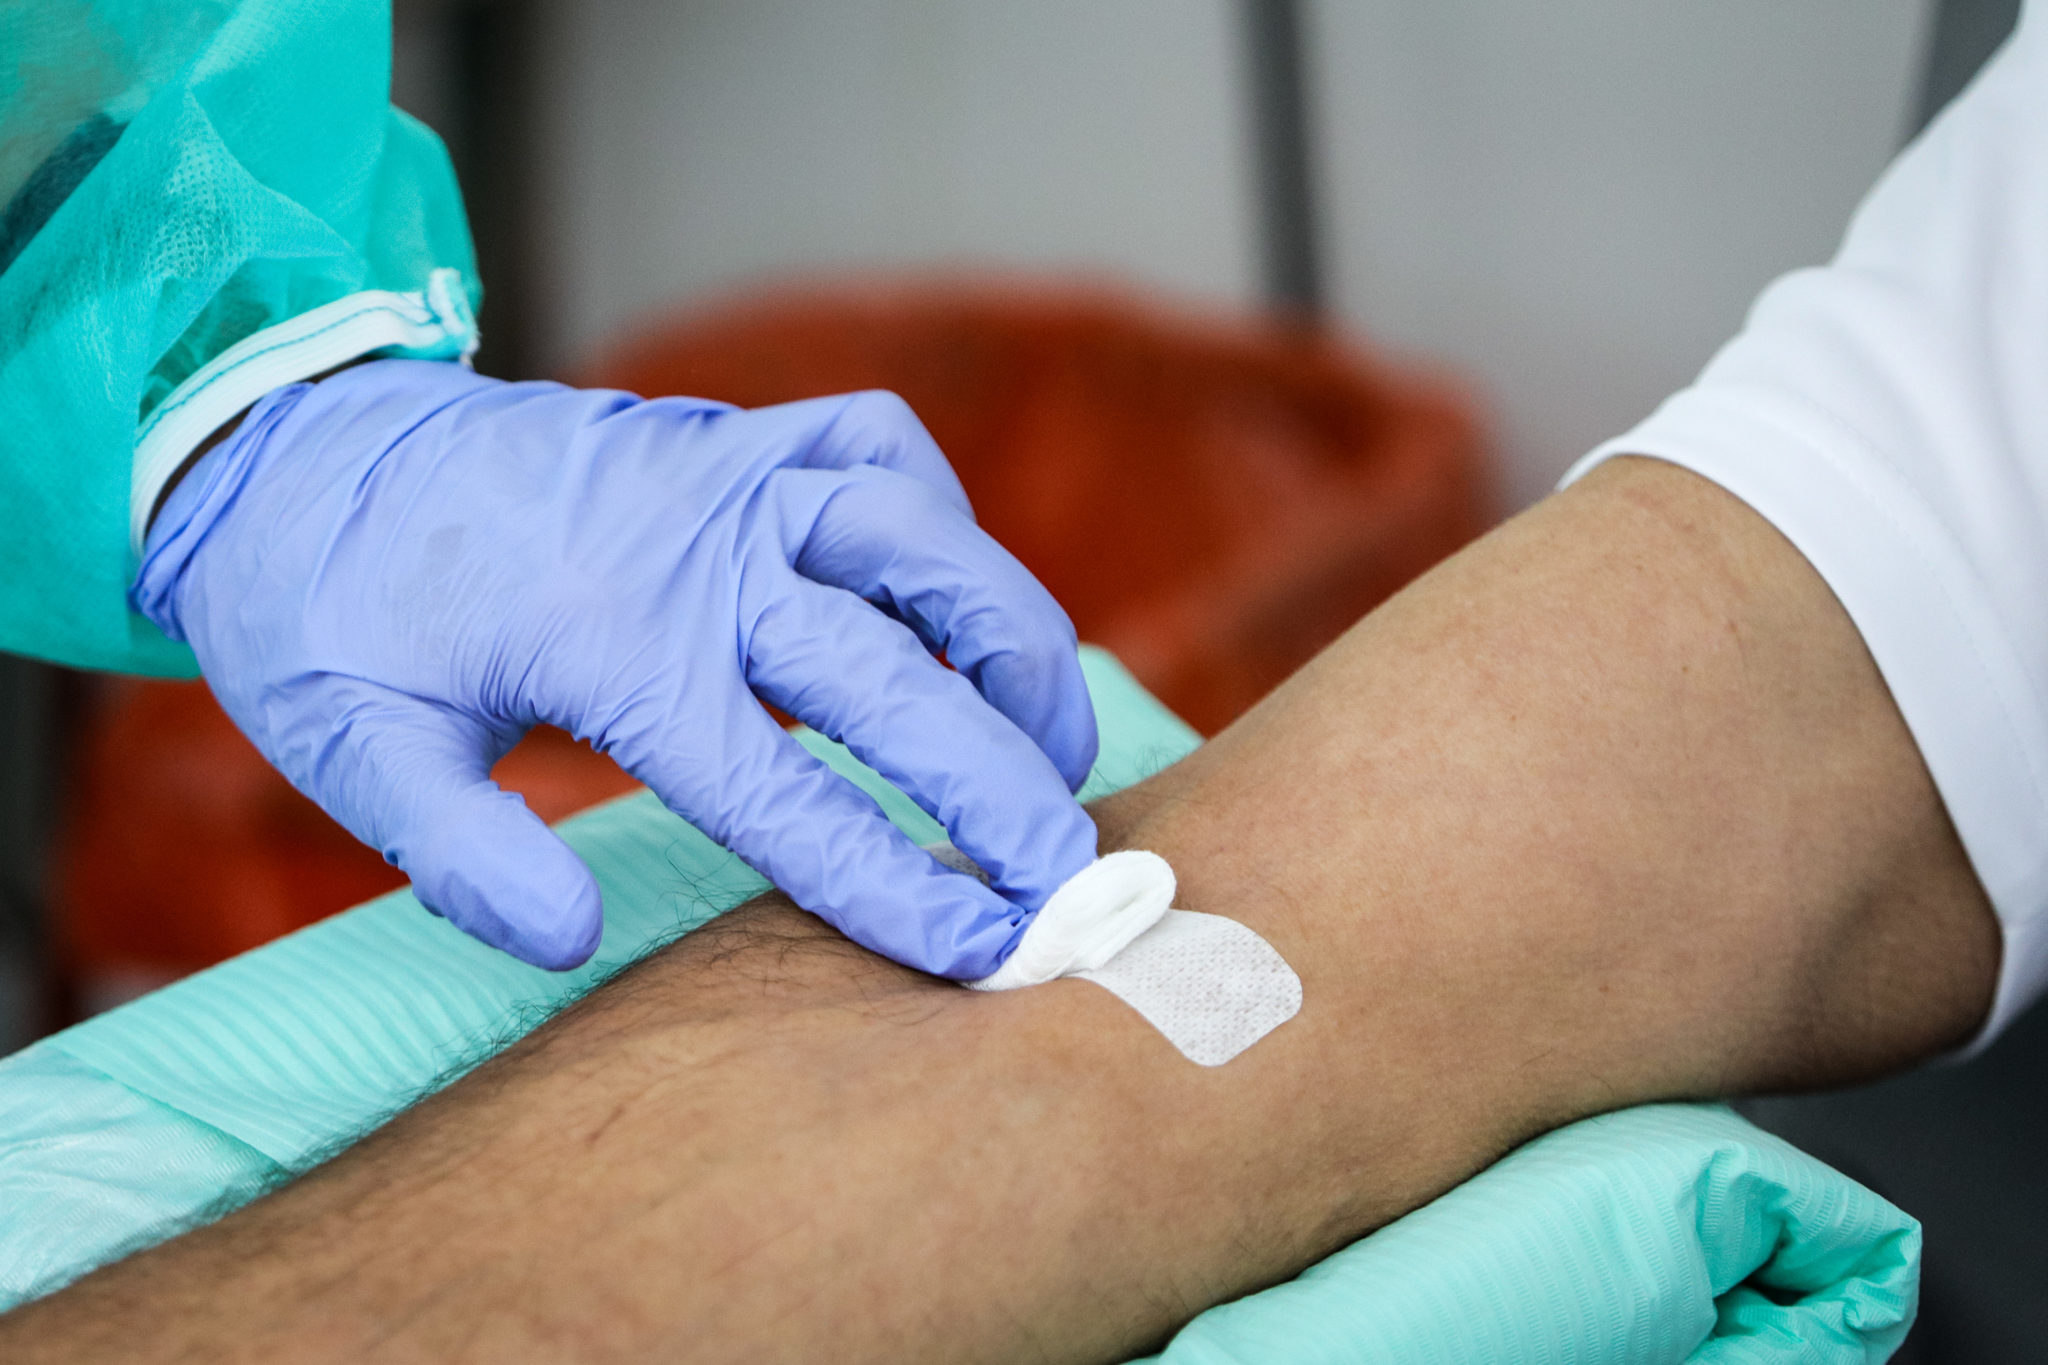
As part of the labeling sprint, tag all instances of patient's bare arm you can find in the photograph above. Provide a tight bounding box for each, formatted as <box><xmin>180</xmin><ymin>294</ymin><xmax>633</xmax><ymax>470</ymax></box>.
<box><xmin>0</xmin><ymin>458</ymin><xmax>1997</xmax><ymax>1363</ymax></box>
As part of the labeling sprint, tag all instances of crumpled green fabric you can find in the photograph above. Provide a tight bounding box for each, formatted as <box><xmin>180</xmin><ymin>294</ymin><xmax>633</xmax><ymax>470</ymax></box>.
<box><xmin>0</xmin><ymin>0</ymin><xmax>476</xmax><ymax>674</ymax></box>
<box><xmin>0</xmin><ymin>649</ymin><xmax>1916</xmax><ymax>1359</ymax></box>
<box><xmin>1136</xmin><ymin>1102</ymin><xmax>1916</xmax><ymax>1364</ymax></box>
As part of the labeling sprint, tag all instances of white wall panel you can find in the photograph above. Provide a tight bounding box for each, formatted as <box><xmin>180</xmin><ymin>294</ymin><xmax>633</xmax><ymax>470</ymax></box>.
<box><xmin>1308</xmin><ymin>1</ymin><xmax>1933</xmax><ymax>508</ymax></box>
<box><xmin>530</xmin><ymin>0</ymin><xmax>1261</xmax><ymax>371</ymax></box>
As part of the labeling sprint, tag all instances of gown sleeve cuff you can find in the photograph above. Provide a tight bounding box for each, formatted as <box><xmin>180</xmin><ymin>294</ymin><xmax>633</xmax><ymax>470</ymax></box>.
<box><xmin>129</xmin><ymin>267</ymin><xmax>479</xmax><ymax>555</ymax></box>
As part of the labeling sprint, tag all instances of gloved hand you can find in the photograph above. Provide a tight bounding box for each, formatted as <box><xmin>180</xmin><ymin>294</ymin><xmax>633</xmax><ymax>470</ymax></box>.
<box><xmin>132</xmin><ymin>359</ymin><xmax>1099</xmax><ymax>979</ymax></box>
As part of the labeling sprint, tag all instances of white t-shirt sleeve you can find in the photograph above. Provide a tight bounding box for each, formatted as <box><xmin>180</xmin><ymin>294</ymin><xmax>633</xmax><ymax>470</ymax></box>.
<box><xmin>1560</xmin><ymin>2</ymin><xmax>2048</xmax><ymax>1047</ymax></box>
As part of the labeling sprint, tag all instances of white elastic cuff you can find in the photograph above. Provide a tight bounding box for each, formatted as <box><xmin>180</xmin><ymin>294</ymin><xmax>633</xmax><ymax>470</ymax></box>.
<box><xmin>130</xmin><ymin>268</ymin><xmax>480</xmax><ymax>554</ymax></box>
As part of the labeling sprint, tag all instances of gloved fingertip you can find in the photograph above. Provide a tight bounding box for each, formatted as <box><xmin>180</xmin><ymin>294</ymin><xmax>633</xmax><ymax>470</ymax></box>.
<box><xmin>496</xmin><ymin>874</ymin><xmax>606</xmax><ymax>971</ymax></box>
<box><xmin>1044</xmin><ymin>656</ymin><xmax>1100</xmax><ymax>791</ymax></box>
<box><xmin>1055</xmin><ymin>719</ymin><xmax>1100</xmax><ymax>793</ymax></box>
<box><xmin>429</xmin><ymin>871</ymin><xmax>603</xmax><ymax>970</ymax></box>
<box><xmin>406</xmin><ymin>810</ymin><xmax>606</xmax><ymax>970</ymax></box>
<box><xmin>786</xmin><ymin>831</ymin><xmax>1020</xmax><ymax>981</ymax></box>
<box><xmin>969</xmin><ymin>648</ymin><xmax>1098</xmax><ymax>793</ymax></box>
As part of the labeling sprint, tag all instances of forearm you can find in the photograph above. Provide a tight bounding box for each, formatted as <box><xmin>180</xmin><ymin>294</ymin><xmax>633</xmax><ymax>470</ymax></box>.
<box><xmin>1122</xmin><ymin>455</ymin><xmax>1996</xmax><ymax>1114</ymax></box>
<box><xmin>1</xmin><ymin>902</ymin><xmax>1279</xmax><ymax>1363</ymax></box>
<box><xmin>3</xmin><ymin>459</ymin><xmax>1997</xmax><ymax>1362</ymax></box>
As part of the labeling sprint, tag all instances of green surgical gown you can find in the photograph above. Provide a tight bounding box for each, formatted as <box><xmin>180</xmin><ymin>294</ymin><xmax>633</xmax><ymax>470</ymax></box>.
<box><xmin>0</xmin><ymin>0</ymin><xmax>479</xmax><ymax>675</ymax></box>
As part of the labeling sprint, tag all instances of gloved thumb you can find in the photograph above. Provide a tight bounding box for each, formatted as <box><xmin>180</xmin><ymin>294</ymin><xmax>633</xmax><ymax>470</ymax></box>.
<box><xmin>305</xmin><ymin>693</ymin><xmax>606</xmax><ymax>970</ymax></box>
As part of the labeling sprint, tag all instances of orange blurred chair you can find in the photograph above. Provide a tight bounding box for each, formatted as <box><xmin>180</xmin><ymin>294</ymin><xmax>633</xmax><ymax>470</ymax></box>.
<box><xmin>589</xmin><ymin>282</ymin><xmax>1491</xmax><ymax>734</ymax></box>
<box><xmin>56</xmin><ymin>280</ymin><xmax>1491</xmax><ymax>1004</ymax></box>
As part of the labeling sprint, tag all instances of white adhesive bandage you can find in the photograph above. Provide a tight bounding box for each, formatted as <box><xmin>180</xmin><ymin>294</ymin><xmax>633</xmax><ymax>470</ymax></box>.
<box><xmin>932</xmin><ymin>844</ymin><xmax>1301</xmax><ymax>1065</ymax></box>
<box><xmin>1076</xmin><ymin>910</ymin><xmax>1301</xmax><ymax>1066</ymax></box>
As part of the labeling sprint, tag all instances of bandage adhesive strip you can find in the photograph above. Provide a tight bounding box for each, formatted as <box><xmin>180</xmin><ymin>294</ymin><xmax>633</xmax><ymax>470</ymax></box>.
<box><xmin>938</xmin><ymin>845</ymin><xmax>1301</xmax><ymax>1065</ymax></box>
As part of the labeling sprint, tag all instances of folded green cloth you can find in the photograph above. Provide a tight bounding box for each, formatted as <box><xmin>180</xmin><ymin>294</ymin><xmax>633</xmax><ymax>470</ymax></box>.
<box><xmin>0</xmin><ymin>649</ymin><xmax>1916</xmax><ymax>1360</ymax></box>
<box><xmin>1140</xmin><ymin>1102</ymin><xmax>1915</xmax><ymax>1364</ymax></box>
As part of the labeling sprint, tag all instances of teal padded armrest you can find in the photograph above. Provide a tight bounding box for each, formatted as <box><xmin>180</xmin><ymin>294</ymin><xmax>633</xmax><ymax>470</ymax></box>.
<box><xmin>0</xmin><ymin>649</ymin><xmax>1916</xmax><ymax>1360</ymax></box>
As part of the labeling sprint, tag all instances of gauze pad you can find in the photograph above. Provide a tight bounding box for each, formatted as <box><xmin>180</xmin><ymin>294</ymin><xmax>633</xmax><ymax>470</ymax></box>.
<box><xmin>967</xmin><ymin>849</ymin><xmax>1176</xmax><ymax>990</ymax></box>
<box><xmin>937</xmin><ymin>844</ymin><xmax>1301</xmax><ymax>1065</ymax></box>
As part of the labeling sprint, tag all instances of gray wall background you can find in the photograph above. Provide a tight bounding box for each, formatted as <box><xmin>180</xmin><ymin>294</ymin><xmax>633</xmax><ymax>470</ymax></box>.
<box><xmin>1309</xmin><ymin>1</ymin><xmax>1926</xmax><ymax>507</ymax></box>
<box><xmin>523</xmin><ymin>0</ymin><xmax>1262</xmax><ymax>371</ymax></box>
<box><xmin>502</xmin><ymin>0</ymin><xmax>1933</xmax><ymax>508</ymax></box>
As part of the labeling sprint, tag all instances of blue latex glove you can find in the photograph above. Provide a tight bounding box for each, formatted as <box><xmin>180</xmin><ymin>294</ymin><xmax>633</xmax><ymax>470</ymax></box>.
<box><xmin>131</xmin><ymin>359</ymin><xmax>1100</xmax><ymax>978</ymax></box>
